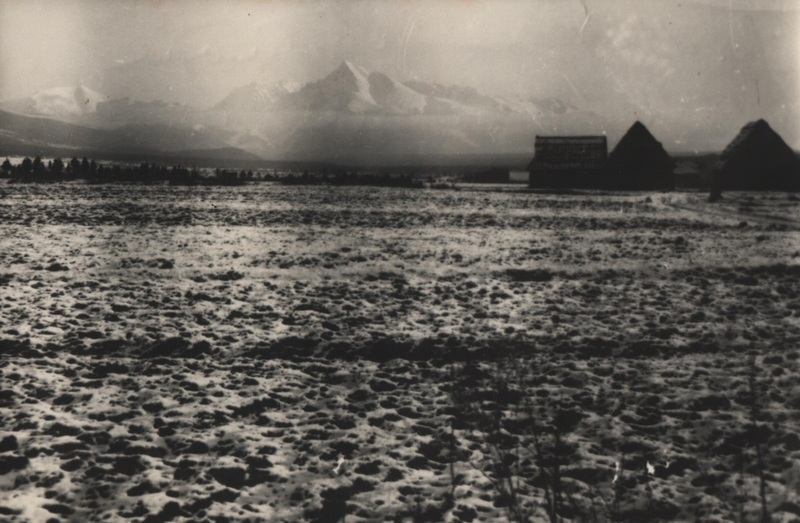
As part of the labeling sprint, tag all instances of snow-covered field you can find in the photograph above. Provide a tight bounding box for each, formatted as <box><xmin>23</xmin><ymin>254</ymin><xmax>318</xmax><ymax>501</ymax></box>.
<box><xmin>0</xmin><ymin>183</ymin><xmax>799</xmax><ymax>522</ymax></box>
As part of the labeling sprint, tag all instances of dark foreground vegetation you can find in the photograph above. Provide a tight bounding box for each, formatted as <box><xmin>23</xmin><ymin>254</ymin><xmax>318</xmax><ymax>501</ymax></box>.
<box><xmin>274</xmin><ymin>170</ymin><xmax>422</xmax><ymax>188</ymax></box>
<box><xmin>0</xmin><ymin>176</ymin><xmax>798</xmax><ymax>522</ymax></box>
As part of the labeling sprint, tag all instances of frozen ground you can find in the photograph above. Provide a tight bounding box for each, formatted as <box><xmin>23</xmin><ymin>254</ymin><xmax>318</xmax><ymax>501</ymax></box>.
<box><xmin>0</xmin><ymin>183</ymin><xmax>799</xmax><ymax>522</ymax></box>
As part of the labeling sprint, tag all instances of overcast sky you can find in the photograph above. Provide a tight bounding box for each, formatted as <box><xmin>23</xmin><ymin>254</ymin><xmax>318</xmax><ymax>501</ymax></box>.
<box><xmin>1</xmin><ymin>0</ymin><xmax>798</xmax><ymax>151</ymax></box>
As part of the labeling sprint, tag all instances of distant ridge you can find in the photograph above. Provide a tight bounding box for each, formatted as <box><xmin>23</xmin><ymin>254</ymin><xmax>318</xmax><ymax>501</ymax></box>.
<box><xmin>214</xmin><ymin>81</ymin><xmax>300</xmax><ymax>113</ymax></box>
<box><xmin>210</xmin><ymin>60</ymin><xmax>583</xmax><ymax>119</ymax></box>
<box><xmin>0</xmin><ymin>109</ymin><xmax>262</xmax><ymax>166</ymax></box>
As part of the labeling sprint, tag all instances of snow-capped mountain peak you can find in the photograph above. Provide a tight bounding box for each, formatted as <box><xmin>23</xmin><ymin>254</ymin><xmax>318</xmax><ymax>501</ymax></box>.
<box><xmin>367</xmin><ymin>72</ymin><xmax>427</xmax><ymax>115</ymax></box>
<box><xmin>291</xmin><ymin>60</ymin><xmax>380</xmax><ymax>113</ymax></box>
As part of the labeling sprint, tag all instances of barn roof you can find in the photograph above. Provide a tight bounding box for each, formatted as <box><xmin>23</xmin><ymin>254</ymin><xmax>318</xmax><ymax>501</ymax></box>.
<box><xmin>527</xmin><ymin>135</ymin><xmax>607</xmax><ymax>171</ymax></box>
<box><xmin>535</xmin><ymin>136</ymin><xmax>607</xmax><ymax>145</ymax></box>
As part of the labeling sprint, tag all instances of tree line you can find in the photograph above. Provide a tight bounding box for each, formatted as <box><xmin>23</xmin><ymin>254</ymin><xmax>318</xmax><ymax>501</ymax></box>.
<box><xmin>0</xmin><ymin>156</ymin><xmax>429</xmax><ymax>188</ymax></box>
<box><xmin>0</xmin><ymin>156</ymin><xmax>250</xmax><ymax>185</ymax></box>
<box><xmin>1</xmin><ymin>156</ymin><xmax>431</xmax><ymax>188</ymax></box>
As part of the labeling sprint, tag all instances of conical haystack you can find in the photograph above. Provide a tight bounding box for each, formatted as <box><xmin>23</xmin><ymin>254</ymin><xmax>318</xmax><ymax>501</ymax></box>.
<box><xmin>718</xmin><ymin>119</ymin><xmax>800</xmax><ymax>191</ymax></box>
<box><xmin>605</xmin><ymin>121</ymin><xmax>674</xmax><ymax>190</ymax></box>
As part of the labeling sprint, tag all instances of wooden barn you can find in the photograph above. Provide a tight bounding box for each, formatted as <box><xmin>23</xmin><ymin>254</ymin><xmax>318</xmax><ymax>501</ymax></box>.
<box><xmin>605</xmin><ymin>121</ymin><xmax>675</xmax><ymax>190</ymax></box>
<box><xmin>528</xmin><ymin>136</ymin><xmax>607</xmax><ymax>189</ymax></box>
<box><xmin>717</xmin><ymin>119</ymin><xmax>800</xmax><ymax>191</ymax></box>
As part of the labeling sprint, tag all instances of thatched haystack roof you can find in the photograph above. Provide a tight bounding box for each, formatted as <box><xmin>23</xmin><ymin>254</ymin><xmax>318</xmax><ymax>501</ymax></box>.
<box><xmin>719</xmin><ymin>119</ymin><xmax>800</xmax><ymax>191</ymax></box>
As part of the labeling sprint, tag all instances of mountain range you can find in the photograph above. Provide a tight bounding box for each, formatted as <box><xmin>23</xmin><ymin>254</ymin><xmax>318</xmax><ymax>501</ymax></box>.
<box><xmin>0</xmin><ymin>61</ymin><xmax>606</xmax><ymax>167</ymax></box>
<box><xmin>211</xmin><ymin>61</ymin><xmax>584</xmax><ymax>119</ymax></box>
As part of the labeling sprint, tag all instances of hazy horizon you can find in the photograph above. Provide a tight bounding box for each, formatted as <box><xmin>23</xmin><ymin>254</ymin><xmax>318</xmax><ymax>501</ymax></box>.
<box><xmin>1</xmin><ymin>0</ymin><xmax>799</xmax><ymax>155</ymax></box>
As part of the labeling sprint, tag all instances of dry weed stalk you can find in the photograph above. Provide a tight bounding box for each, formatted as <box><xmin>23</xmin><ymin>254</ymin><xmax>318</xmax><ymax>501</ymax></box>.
<box><xmin>448</xmin><ymin>358</ymin><xmax>583</xmax><ymax>522</ymax></box>
<box><xmin>747</xmin><ymin>354</ymin><xmax>771</xmax><ymax>523</ymax></box>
